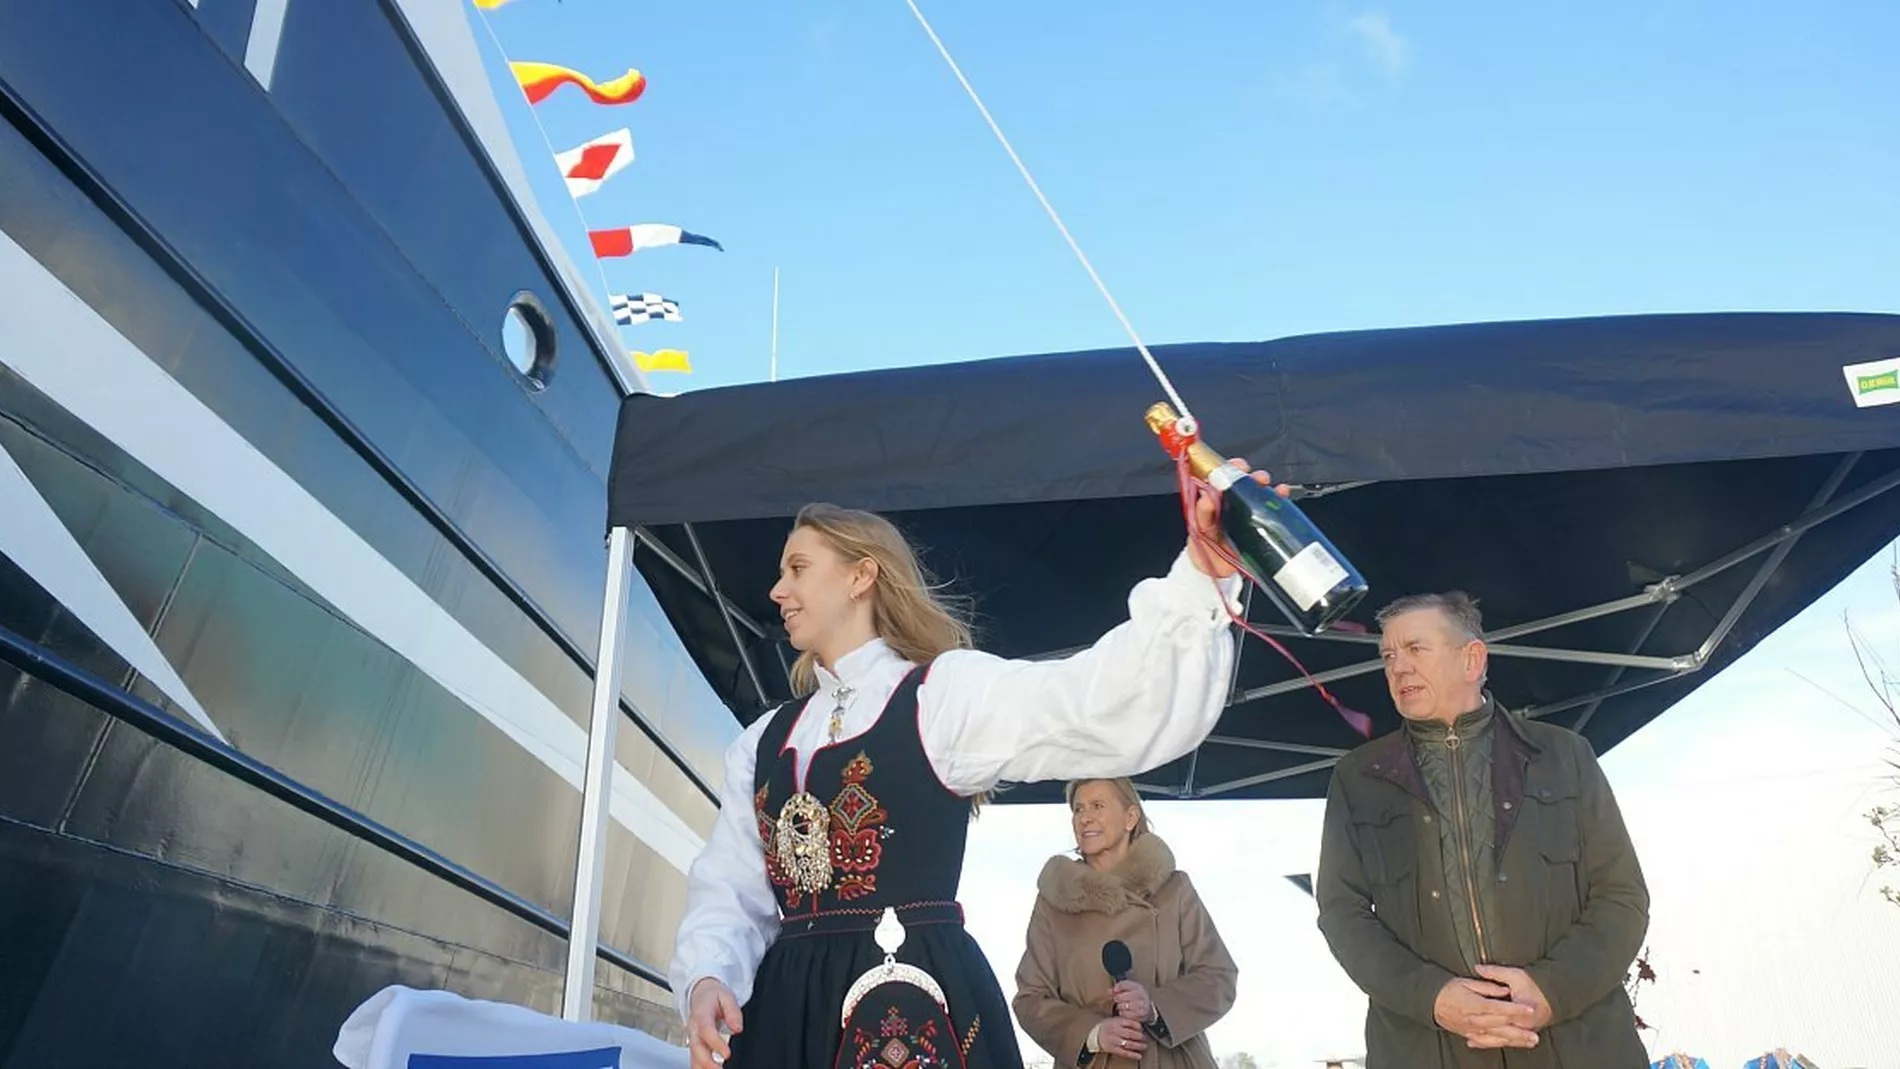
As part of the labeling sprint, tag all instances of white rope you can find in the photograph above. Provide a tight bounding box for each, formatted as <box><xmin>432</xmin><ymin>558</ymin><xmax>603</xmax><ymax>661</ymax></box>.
<box><xmin>472</xmin><ymin>11</ymin><xmax>632</xmax><ymax>374</ymax></box>
<box><xmin>901</xmin><ymin>0</ymin><xmax>1194</xmax><ymax>421</ymax></box>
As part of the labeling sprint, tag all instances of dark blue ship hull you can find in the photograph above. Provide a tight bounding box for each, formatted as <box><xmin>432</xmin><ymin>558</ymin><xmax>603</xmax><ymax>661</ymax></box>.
<box><xmin>0</xmin><ymin>2</ymin><xmax>733</xmax><ymax>1065</ymax></box>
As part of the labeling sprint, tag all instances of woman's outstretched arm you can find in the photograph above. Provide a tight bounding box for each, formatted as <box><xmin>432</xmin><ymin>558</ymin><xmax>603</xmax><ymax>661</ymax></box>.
<box><xmin>919</xmin><ymin>549</ymin><xmax>1242</xmax><ymax>793</ymax></box>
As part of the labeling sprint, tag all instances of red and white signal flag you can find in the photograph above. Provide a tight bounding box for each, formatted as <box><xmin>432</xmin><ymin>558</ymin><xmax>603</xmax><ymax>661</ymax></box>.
<box><xmin>555</xmin><ymin>128</ymin><xmax>635</xmax><ymax>199</ymax></box>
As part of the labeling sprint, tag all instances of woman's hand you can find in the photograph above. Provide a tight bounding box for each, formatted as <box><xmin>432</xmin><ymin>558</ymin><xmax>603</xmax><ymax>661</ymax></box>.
<box><xmin>1097</xmin><ymin>1015</ymin><xmax>1149</xmax><ymax>1058</ymax></box>
<box><xmin>1186</xmin><ymin>457</ymin><xmax>1290</xmax><ymax>578</ymax></box>
<box><xmin>687</xmin><ymin>978</ymin><xmax>743</xmax><ymax>1069</ymax></box>
<box><xmin>1112</xmin><ymin>978</ymin><xmax>1155</xmax><ymax>1023</ymax></box>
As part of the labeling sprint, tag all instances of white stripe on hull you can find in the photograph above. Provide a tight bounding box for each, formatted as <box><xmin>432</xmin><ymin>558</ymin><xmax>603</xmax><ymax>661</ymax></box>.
<box><xmin>0</xmin><ymin>438</ymin><xmax>226</xmax><ymax>742</ymax></box>
<box><xmin>0</xmin><ymin>229</ymin><xmax>705</xmax><ymax>873</ymax></box>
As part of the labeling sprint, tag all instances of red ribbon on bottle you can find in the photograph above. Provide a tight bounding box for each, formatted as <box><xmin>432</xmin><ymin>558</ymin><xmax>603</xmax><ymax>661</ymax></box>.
<box><xmin>1153</xmin><ymin>414</ymin><xmax>1199</xmax><ymax>460</ymax></box>
<box><xmin>1174</xmin><ymin>450</ymin><xmax>1375</xmax><ymax>740</ymax></box>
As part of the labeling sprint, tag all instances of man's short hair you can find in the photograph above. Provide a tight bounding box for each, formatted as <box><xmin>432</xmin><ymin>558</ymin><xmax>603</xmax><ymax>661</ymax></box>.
<box><xmin>1374</xmin><ymin>591</ymin><xmax>1484</xmax><ymax>643</ymax></box>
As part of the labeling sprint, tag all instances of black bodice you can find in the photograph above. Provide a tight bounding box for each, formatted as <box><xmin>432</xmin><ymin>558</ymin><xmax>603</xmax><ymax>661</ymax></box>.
<box><xmin>752</xmin><ymin>666</ymin><xmax>971</xmax><ymax>920</ymax></box>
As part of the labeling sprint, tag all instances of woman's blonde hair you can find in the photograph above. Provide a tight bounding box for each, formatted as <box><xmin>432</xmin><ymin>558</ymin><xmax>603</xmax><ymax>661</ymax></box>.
<box><xmin>1064</xmin><ymin>777</ymin><xmax>1153</xmax><ymax>841</ymax></box>
<box><xmin>786</xmin><ymin>504</ymin><xmax>983</xmax><ymax>814</ymax></box>
<box><xmin>786</xmin><ymin>503</ymin><xmax>974</xmax><ymax>697</ymax></box>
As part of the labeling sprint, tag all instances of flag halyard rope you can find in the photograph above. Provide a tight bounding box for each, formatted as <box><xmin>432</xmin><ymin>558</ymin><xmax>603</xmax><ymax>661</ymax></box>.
<box><xmin>900</xmin><ymin>0</ymin><xmax>1193</xmax><ymax>422</ymax></box>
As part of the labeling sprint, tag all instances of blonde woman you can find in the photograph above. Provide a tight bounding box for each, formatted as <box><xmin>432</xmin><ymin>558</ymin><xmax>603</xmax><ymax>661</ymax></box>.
<box><xmin>1013</xmin><ymin>779</ymin><xmax>1238</xmax><ymax>1068</ymax></box>
<box><xmin>670</xmin><ymin>464</ymin><xmax>1277</xmax><ymax>1069</ymax></box>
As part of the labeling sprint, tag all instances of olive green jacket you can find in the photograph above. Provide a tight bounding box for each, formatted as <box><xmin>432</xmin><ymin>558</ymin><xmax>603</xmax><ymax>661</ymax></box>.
<box><xmin>1409</xmin><ymin>702</ymin><xmax>1502</xmax><ymax>974</ymax></box>
<box><xmin>1315</xmin><ymin>700</ymin><xmax>1650</xmax><ymax>1068</ymax></box>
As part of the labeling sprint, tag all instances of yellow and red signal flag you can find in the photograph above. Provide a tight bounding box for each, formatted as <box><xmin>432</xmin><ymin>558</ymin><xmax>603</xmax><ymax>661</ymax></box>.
<box><xmin>511</xmin><ymin>61</ymin><xmax>647</xmax><ymax>106</ymax></box>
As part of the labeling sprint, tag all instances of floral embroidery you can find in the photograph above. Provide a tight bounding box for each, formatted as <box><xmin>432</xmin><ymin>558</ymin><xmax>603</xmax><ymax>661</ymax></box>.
<box><xmin>830</xmin><ymin>751</ymin><xmax>888</xmax><ymax>889</ymax></box>
<box><xmin>840</xmin><ymin>1006</ymin><xmax>950</xmax><ymax>1069</ymax></box>
<box><xmin>840</xmin><ymin>752</ymin><xmax>875</xmax><ymax>786</ymax></box>
<box><xmin>833</xmin><ymin>781</ymin><xmax>879</xmax><ymax>832</ymax></box>
<box><xmin>762</xmin><ymin>750</ymin><xmax>893</xmax><ymax>910</ymax></box>
<box><xmin>835</xmin><ymin>828</ymin><xmax>883</xmax><ymax>872</ymax></box>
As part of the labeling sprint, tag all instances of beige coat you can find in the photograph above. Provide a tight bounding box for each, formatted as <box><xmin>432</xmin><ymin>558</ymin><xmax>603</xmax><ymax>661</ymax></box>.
<box><xmin>1013</xmin><ymin>834</ymin><xmax>1238</xmax><ymax>1069</ymax></box>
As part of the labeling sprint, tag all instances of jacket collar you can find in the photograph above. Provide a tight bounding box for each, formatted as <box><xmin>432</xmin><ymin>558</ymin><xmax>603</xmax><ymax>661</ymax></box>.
<box><xmin>1360</xmin><ymin>693</ymin><xmax>1542</xmax><ymax>803</ymax></box>
<box><xmin>1035</xmin><ymin>833</ymin><xmax>1177</xmax><ymax>915</ymax></box>
<box><xmin>1404</xmin><ymin>701</ymin><xmax>1495</xmax><ymax>747</ymax></box>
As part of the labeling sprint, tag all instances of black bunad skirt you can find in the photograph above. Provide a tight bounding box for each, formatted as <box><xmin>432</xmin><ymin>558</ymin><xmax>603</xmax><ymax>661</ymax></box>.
<box><xmin>727</xmin><ymin>903</ymin><xmax>1024</xmax><ymax>1069</ymax></box>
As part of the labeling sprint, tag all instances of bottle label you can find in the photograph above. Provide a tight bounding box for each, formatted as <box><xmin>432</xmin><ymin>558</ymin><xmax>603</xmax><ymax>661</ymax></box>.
<box><xmin>1273</xmin><ymin>542</ymin><xmax>1350</xmax><ymax>612</ymax></box>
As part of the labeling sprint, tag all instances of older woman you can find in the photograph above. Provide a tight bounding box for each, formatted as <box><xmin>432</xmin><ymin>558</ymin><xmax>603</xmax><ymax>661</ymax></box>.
<box><xmin>1013</xmin><ymin>778</ymin><xmax>1239</xmax><ymax>1068</ymax></box>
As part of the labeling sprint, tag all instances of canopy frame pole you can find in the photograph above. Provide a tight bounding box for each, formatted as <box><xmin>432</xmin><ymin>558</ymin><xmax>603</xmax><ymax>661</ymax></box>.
<box><xmin>1200</xmin><ymin>669</ymin><xmax>1690</xmax><ymax>795</ymax></box>
<box><xmin>1179</xmin><ymin>746</ymin><xmax>1203</xmax><ymax>800</ymax></box>
<box><xmin>1520</xmin><ymin>670</ymin><xmax>1689</xmax><ymax>721</ymax></box>
<box><xmin>1183</xmin><ymin>584</ymin><xmax>1254</xmax><ymax>798</ymax></box>
<box><xmin>1210</xmin><ymin>459</ymin><xmax>1900</xmax><ymax>749</ymax></box>
<box><xmin>563</xmin><ymin>526</ymin><xmax>636</xmax><ymax>1023</ymax></box>
<box><xmin>684</xmin><ymin>522</ymin><xmax>769</xmax><ymax>707</ymax></box>
<box><xmin>1568</xmin><ymin>600</ymin><xmax>1675</xmax><ymax>735</ymax></box>
<box><xmin>1204</xmin><ymin>735</ymin><xmax>1350</xmax><ymax>758</ymax></box>
<box><xmin>1244</xmin><ymin>589</ymin><xmax>1680</xmax><ymax>650</ymax></box>
<box><xmin>1295</xmin><ymin>479</ymin><xmax>1379</xmax><ymax>499</ymax></box>
<box><xmin>1197</xmin><ymin>756</ymin><xmax>1343</xmax><ymax>797</ymax></box>
<box><xmin>1235</xmin><ymin>659</ymin><xmax>1397</xmax><ymax>703</ymax></box>
<box><xmin>1693</xmin><ymin>452</ymin><xmax>1861</xmax><ymax>668</ymax></box>
<box><xmin>1670</xmin><ymin>459</ymin><xmax>1900</xmax><ymax>592</ymax></box>
<box><xmin>1215</xmin><ymin>643</ymin><xmax>1700</xmax><ymax>704</ymax></box>
<box><xmin>1573</xmin><ymin>452</ymin><xmax>1862</xmax><ymax>733</ymax></box>
<box><xmin>632</xmin><ymin>526</ymin><xmax>771</xmax><ymax>640</ymax></box>
<box><xmin>1228</xmin><ymin>625</ymin><xmax>1754</xmax><ymax>705</ymax></box>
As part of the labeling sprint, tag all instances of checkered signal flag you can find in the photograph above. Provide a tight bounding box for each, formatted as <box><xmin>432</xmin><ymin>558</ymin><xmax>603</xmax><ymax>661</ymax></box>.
<box><xmin>611</xmin><ymin>292</ymin><xmax>682</xmax><ymax>326</ymax></box>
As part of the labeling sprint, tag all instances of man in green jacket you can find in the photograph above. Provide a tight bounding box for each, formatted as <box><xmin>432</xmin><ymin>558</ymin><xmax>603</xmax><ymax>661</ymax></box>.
<box><xmin>1316</xmin><ymin>592</ymin><xmax>1650</xmax><ymax>1067</ymax></box>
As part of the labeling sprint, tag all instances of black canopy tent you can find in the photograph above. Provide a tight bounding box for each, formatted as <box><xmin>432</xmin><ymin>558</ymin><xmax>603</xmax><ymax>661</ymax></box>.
<box><xmin>591</xmin><ymin>310</ymin><xmax>1900</xmax><ymax>808</ymax></box>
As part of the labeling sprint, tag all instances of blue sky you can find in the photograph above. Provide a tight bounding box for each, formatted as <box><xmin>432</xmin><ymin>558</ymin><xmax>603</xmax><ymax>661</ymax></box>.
<box><xmin>478</xmin><ymin>0</ymin><xmax>1896</xmax><ymax>392</ymax></box>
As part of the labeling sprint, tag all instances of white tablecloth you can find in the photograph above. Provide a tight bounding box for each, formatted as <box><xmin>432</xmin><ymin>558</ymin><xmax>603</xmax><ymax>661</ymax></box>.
<box><xmin>333</xmin><ymin>986</ymin><xmax>691</xmax><ymax>1069</ymax></box>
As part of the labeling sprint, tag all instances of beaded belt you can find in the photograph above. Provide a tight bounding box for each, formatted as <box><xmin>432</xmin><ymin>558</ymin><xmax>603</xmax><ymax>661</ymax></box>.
<box><xmin>778</xmin><ymin>900</ymin><xmax>965</xmax><ymax>939</ymax></box>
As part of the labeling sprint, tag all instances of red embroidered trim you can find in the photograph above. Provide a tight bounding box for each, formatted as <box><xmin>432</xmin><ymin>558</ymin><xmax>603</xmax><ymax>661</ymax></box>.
<box><xmin>797</xmin><ymin>900</ymin><xmax>962</xmax><ymax>919</ymax></box>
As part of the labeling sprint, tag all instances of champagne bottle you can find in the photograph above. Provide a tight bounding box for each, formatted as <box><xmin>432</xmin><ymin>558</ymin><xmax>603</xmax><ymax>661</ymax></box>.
<box><xmin>1145</xmin><ymin>402</ymin><xmax>1369</xmax><ymax>634</ymax></box>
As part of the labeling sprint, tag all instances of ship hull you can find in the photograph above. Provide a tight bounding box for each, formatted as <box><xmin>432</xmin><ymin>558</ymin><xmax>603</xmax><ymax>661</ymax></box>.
<box><xmin>0</xmin><ymin>2</ymin><xmax>733</xmax><ymax>1065</ymax></box>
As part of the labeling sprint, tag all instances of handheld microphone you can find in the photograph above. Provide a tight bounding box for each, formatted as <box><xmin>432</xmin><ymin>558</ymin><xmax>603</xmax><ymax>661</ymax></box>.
<box><xmin>1102</xmin><ymin>939</ymin><xmax>1132</xmax><ymax>983</ymax></box>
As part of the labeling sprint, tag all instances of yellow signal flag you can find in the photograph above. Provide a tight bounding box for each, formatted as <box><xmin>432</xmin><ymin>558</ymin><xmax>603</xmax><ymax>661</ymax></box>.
<box><xmin>632</xmin><ymin>349</ymin><xmax>693</xmax><ymax>374</ymax></box>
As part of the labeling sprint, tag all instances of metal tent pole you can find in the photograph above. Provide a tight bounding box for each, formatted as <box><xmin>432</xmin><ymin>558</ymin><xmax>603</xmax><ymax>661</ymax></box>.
<box><xmin>562</xmin><ymin>526</ymin><xmax>637</xmax><ymax>1022</ymax></box>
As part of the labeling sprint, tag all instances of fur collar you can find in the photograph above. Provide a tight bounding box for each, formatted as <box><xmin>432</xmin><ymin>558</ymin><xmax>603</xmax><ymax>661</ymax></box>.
<box><xmin>1036</xmin><ymin>833</ymin><xmax>1177</xmax><ymax>915</ymax></box>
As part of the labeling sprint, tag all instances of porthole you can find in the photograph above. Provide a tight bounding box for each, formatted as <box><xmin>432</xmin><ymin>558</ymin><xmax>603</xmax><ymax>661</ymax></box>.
<box><xmin>501</xmin><ymin>290</ymin><xmax>556</xmax><ymax>389</ymax></box>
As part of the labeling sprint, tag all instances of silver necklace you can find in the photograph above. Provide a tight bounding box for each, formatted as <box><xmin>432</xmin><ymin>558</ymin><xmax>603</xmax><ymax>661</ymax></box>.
<box><xmin>825</xmin><ymin>684</ymin><xmax>856</xmax><ymax>744</ymax></box>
